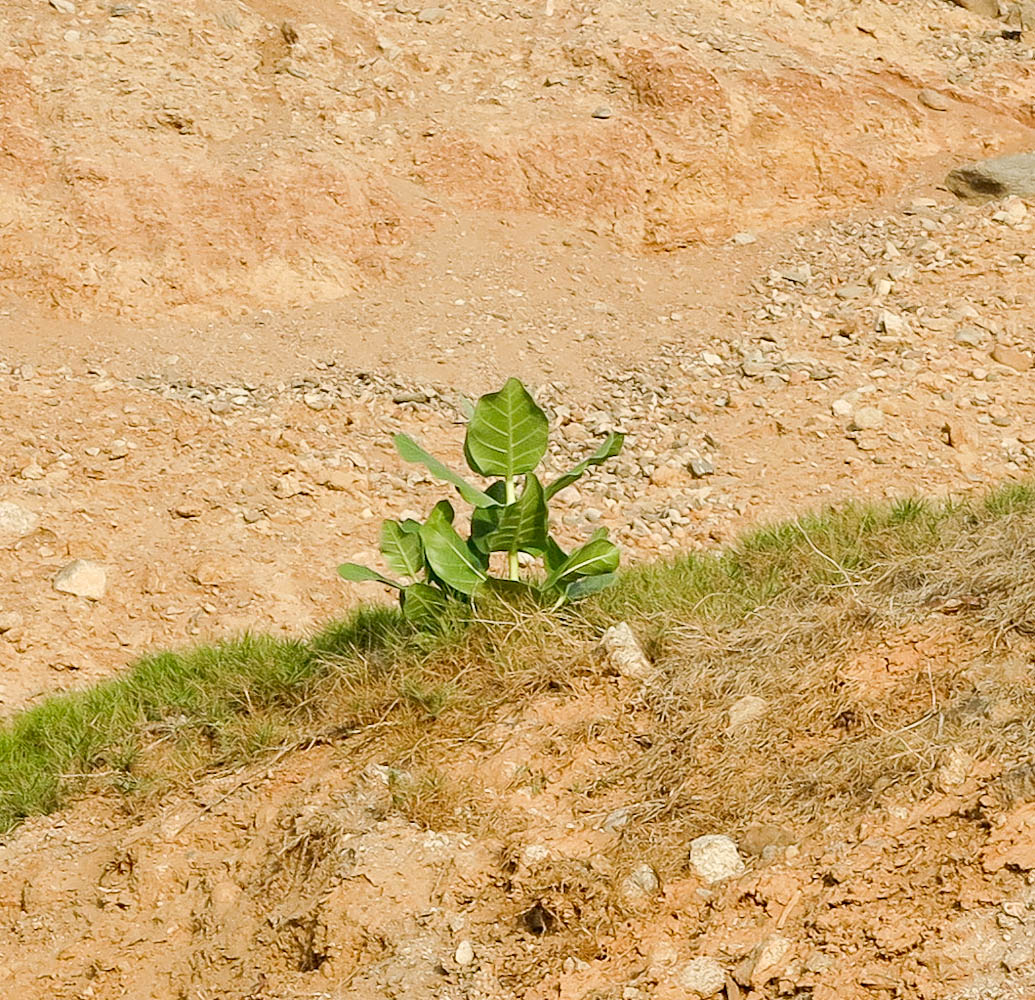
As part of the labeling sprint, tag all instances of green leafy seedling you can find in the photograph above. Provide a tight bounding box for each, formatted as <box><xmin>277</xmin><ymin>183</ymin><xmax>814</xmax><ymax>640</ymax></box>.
<box><xmin>338</xmin><ymin>378</ymin><xmax>624</xmax><ymax>625</ymax></box>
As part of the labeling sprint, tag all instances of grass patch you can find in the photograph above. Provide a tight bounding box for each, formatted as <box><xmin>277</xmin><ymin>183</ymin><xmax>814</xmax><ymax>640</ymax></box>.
<box><xmin>3</xmin><ymin>480</ymin><xmax>1035</xmax><ymax>839</ymax></box>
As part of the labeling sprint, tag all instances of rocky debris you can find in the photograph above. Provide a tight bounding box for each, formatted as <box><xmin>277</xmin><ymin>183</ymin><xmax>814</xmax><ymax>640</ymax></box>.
<box><xmin>0</xmin><ymin>502</ymin><xmax>39</xmax><ymax>545</ymax></box>
<box><xmin>850</xmin><ymin>406</ymin><xmax>885</xmax><ymax>432</ymax></box>
<box><xmin>725</xmin><ymin>695</ymin><xmax>769</xmax><ymax>733</ymax></box>
<box><xmin>690</xmin><ymin>835</ymin><xmax>746</xmax><ymax>884</ymax></box>
<box><xmin>734</xmin><ymin>935</ymin><xmax>793</xmax><ymax>988</ymax></box>
<box><xmin>0</xmin><ymin>610</ymin><xmax>24</xmax><ymax>635</ymax></box>
<box><xmin>918</xmin><ymin>89</ymin><xmax>949</xmax><ymax>111</ymax></box>
<box><xmin>946</xmin><ymin>152</ymin><xmax>1035</xmax><ymax>203</ymax></box>
<box><xmin>991</xmin><ymin>342</ymin><xmax>1033</xmax><ymax>372</ymax></box>
<box><xmin>591</xmin><ymin>105</ymin><xmax>613</xmax><ymax>119</ymax></box>
<box><xmin>454</xmin><ymin>939</ymin><xmax>474</xmax><ymax>966</ymax></box>
<box><xmin>53</xmin><ymin>560</ymin><xmax>108</xmax><ymax>601</ymax></box>
<box><xmin>599</xmin><ymin>622</ymin><xmax>652</xmax><ymax>679</ymax></box>
<box><xmin>619</xmin><ymin>863</ymin><xmax>661</xmax><ymax>908</ymax></box>
<box><xmin>672</xmin><ymin>956</ymin><xmax>727</xmax><ymax>997</ymax></box>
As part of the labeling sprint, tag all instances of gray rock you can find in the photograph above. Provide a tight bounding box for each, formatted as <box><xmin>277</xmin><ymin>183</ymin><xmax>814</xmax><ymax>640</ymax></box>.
<box><xmin>689</xmin><ymin>834</ymin><xmax>745</xmax><ymax>883</ymax></box>
<box><xmin>673</xmin><ymin>956</ymin><xmax>726</xmax><ymax>996</ymax></box>
<box><xmin>54</xmin><ymin>559</ymin><xmax>108</xmax><ymax>601</ymax></box>
<box><xmin>0</xmin><ymin>501</ymin><xmax>39</xmax><ymax>545</ymax></box>
<box><xmin>730</xmin><ymin>231</ymin><xmax>757</xmax><ymax>245</ymax></box>
<box><xmin>416</xmin><ymin>6</ymin><xmax>448</xmax><ymax>21</ymax></box>
<box><xmin>49</xmin><ymin>0</ymin><xmax>76</xmax><ymax>12</ymax></box>
<box><xmin>947</xmin><ymin>151</ymin><xmax>1035</xmax><ymax>203</ymax></box>
<box><xmin>591</xmin><ymin>105</ymin><xmax>613</xmax><ymax>119</ymax></box>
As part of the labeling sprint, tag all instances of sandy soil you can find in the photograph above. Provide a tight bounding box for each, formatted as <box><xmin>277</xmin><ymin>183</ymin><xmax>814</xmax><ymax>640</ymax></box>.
<box><xmin>3</xmin><ymin>0</ymin><xmax>1035</xmax><ymax>992</ymax></box>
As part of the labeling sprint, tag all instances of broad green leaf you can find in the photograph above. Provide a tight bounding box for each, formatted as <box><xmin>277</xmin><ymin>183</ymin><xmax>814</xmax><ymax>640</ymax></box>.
<box><xmin>565</xmin><ymin>572</ymin><xmax>617</xmax><ymax>601</ymax></box>
<box><xmin>470</xmin><ymin>480</ymin><xmax>508</xmax><ymax>554</ymax></box>
<box><xmin>401</xmin><ymin>582</ymin><xmax>450</xmax><ymax>627</ymax></box>
<box><xmin>544</xmin><ymin>432</ymin><xmax>624</xmax><ymax>500</ymax></box>
<box><xmin>380</xmin><ymin>521</ymin><xmax>424</xmax><ymax>579</ymax></box>
<box><xmin>394</xmin><ymin>433</ymin><xmax>498</xmax><ymax>508</ymax></box>
<box><xmin>464</xmin><ymin>378</ymin><xmax>549</xmax><ymax>478</ymax></box>
<box><xmin>481</xmin><ymin>474</ymin><xmax>549</xmax><ymax>556</ymax></box>
<box><xmin>337</xmin><ymin>563</ymin><xmax>402</xmax><ymax>590</ymax></box>
<box><xmin>419</xmin><ymin>504</ymin><xmax>489</xmax><ymax>595</ymax></box>
<box><xmin>543</xmin><ymin>536</ymin><xmax>568</xmax><ymax>573</ymax></box>
<box><xmin>543</xmin><ymin>536</ymin><xmax>620</xmax><ymax>590</ymax></box>
<box><xmin>399</xmin><ymin>518</ymin><xmax>423</xmax><ymax>535</ymax></box>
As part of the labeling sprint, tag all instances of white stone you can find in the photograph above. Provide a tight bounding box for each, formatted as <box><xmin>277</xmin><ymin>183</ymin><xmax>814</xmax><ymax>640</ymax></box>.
<box><xmin>673</xmin><ymin>956</ymin><xmax>726</xmax><ymax>996</ymax></box>
<box><xmin>454</xmin><ymin>939</ymin><xmax>475</xmax><ymax>966</ymax></box>
<box><xmin>600</xmin><ymin>622</ymin><xmax>651</xmax><ymax>679</ymax></box>
<box><xmin>726</xmin><ymin>695</ymin><xmax>768</xmax><ymax>733</ymax></box>
<box><xmin>690</xmin><ymin>835</ymin><xmax>745</xmax><ymax>884</ymax></box>
<box><xmin>0</xmin><ymin>501</ymin><xmax>39</xmax><ymax>545</ymax></box>
<box><xmin>53</xmin><ymin>560</ymin><xmax>108</xmax><ymax>601</ymax></box>
<box><xmin>50</xmin><ymin>0</ymin><xmax>76</xmax><ymax>12</ymax></box>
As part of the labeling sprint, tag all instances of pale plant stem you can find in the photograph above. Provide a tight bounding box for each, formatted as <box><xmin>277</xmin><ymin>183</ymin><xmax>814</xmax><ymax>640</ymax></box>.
<box><xmin>505</xmin><ymin>475</ymin><xmax>519</xmax><ymax>581</ymax></box>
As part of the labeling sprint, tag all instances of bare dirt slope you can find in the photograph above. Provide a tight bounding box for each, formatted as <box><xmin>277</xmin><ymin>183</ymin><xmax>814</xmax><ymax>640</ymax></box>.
<box><xmin>3</xmin><ymin>0</ymin><xmax>1035</xmax><ymax>994</ymax></box>
<box><xmin>3</xmin><ymin>0</ymin><xmax>1035</xmax><ymax>711</ymax></box>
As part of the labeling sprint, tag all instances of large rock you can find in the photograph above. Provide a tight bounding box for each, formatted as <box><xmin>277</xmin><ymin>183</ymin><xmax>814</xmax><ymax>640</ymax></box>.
<box><xmin>946</xmin><ymin>152</ymin><xmax>1035</xmax><ymax>203</ymax></box>
<box><xmin>54</xmin><ymin>560</ymin><xmax>108</xmax><ymax>601</ymax></box>
<box><xmin>690</xmin><ymin>834</ymin><xmax>746</xmax><ymax>883</ymax></box>
<box><xmin>0</xmin><ymin>501</ymin><xmax>38</xmax><ymax>545</ymax></box>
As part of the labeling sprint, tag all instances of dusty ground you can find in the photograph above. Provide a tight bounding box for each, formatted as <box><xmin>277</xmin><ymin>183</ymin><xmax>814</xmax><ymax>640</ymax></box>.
<box><xmin>3</xmin><ymin>0</ymin><xmax>1035</xmax><ymax>992</ymax></box>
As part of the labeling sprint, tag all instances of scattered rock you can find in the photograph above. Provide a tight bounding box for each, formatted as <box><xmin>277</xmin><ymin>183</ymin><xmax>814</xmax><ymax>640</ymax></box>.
<box><xmin>673</xmin><ymin>956</ymin><xmax>727</xmax><ymax>997</ymax></box>
<box><xmin>172</xmin><ymin>502</ymin><xmax>204</xmax><ymax>518</ymax></box>
<box><xmin>272</xmin><ymin>474</ymin><xmax>305</xmax><ymax>499</ymax></box>
<box><xmin>49</xmin><ymin>0</ymin><xmax>76</xmax><ymax>12</ymax></box>
<box><xmin>53</xmin><ymin>560</ymin><xmax>108</xmax><ymax>601</ymax></box>
<box><xmin>730</xmin><ymin>231</ymin><xmax>757</xmax><ymax>245</ymax></box>
<box><xmin>690</xmin><ymin>834</ymin><xmax>745</xmax><ymax>884</ymax></box>
<box><xmin>955</xmin><ymin>326</ymin><xmax>989</xmax><ymax>348</ymax></box>
<box><xmin>735</xmin><ymin>935</ymin><xmax>793</xmax><ymax>988</ymax></box>
<box><xmin>392</xmin><ymin>390</ymin><xmax>430</xmax><ymax>404</ymax></box>
<box><xmin>947</xmin><ymin>151</ymin><xmax>1035</xmax><ymax>203</ymax></box>
<box><xmin>991</xmin><ymin>343</ymin><xmax>1033</xmax><ymax>372</ymax></box>
<box><xmin>20</xmin><ymin>461</ymin><xmax>45</xmax><ymax>481</ymax></box>
<box><xmin>454</xmin><ymin>940</ymin><xmax>475</xmax><ymax>966</ymax></box>
<box><xmin>316</xmin><ymin>468</ymin><xmax>359</xmax><ymax>492</ymax></box>
<box><xmin>688</xmin><ymin>456</ymin><xmax>714</xmax><ymax>479</ymax></box>
<box><xmin>935</xmin><ymin>746</ymin><xmax>974</xmax><ymax>792</ymax></box>
<box><xmin>918</xmin><ymin>89</ymin><xmax>949</xmax><ymax>111</ymax></box>
<box><xmin>0</xmin><ymin>610</ymin><xmax>24</xmax><ymax>634</ymax></box>
<box><xmin>850</xmin><ymin>406</ymin><xmax>884</xmax><ymax>431</ymax></box>
<box><xmin>599</xmin><ymin>622</ymin><xmax>652</xmax><ymax>679</ymax></box>
<box><xmin>725</xmin><ymin>694</ymin><xmax>769</xmax><ymax>733</ymax></box>
<box><xmin>0</xmin><ymin>501</ymin><xmax>39</xmax><ymax>545</ymax></box>
<box><xmin>416</xmin><ymin>6</ymin><xmax>448</xmax><ymax>21</ymax></box>
<box><xmin>591</xmin><ymin>105</ymin><xmax>613</xmax><ymax>119</ymax></box>
<box><xmin>619</xmin><ymin>863</ymin><xmax>660</xmax><ymax>907</ymax></box>
<box><xmin>949</xmin><ymin>0</ymin><xmax>1001</xmax><ymax>16</ymax></box>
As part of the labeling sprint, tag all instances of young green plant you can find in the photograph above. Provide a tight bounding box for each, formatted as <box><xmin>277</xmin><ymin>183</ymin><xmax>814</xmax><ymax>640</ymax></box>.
<box><xmin>338</xmin><ymin>378</ymin><xmax>624</xmax><ymax>625</ymax></box>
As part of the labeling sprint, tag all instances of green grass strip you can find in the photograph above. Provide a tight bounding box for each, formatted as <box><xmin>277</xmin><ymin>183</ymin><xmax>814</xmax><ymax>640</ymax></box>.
<box><xmin>1</xmin><ymin>480</ymin><xmax>1033</xmax><ymax>836</ymax></box>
